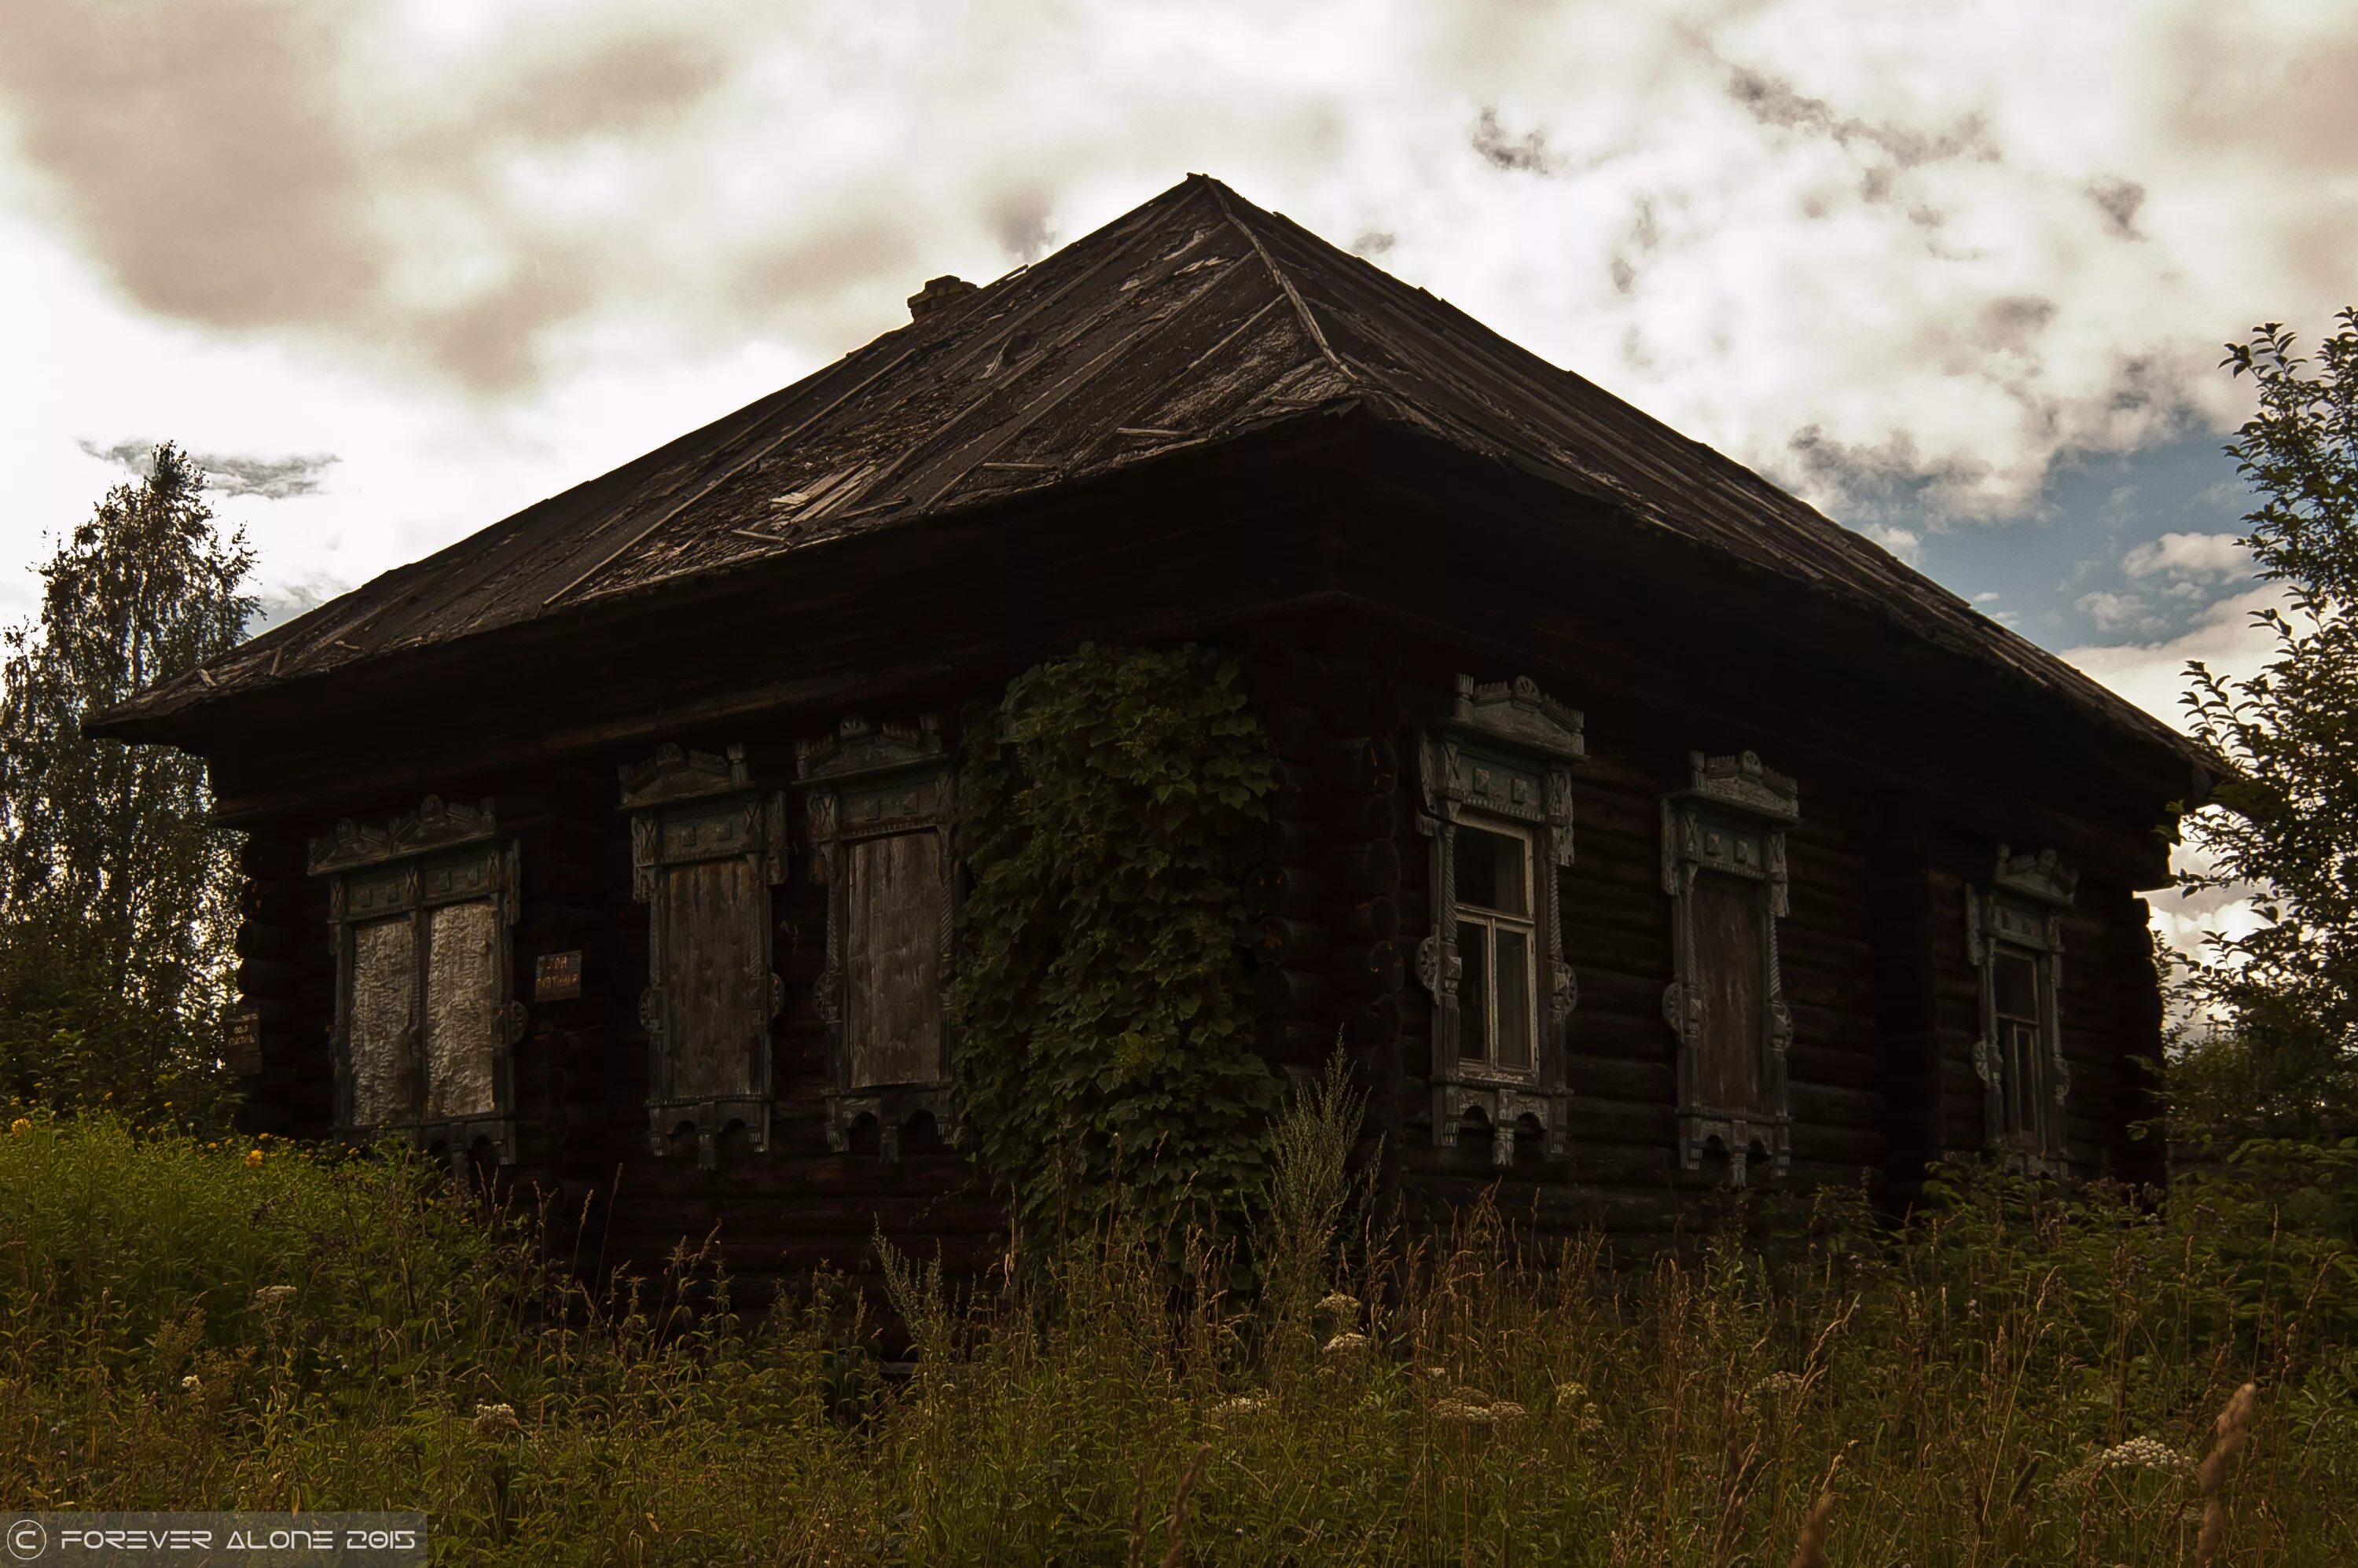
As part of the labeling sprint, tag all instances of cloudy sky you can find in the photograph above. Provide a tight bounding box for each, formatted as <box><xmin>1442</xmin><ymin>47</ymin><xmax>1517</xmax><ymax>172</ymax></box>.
<box><xmin>4</xmin><ymin>0</ymin><xmax>2352</xmax><ymax>944</ymax></box>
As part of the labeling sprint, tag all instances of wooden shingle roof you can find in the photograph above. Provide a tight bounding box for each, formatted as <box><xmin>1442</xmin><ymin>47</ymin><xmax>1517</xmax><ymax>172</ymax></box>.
<box><xmin>97</xmin><ymin>174</ymin><xmax>2202</xmax><ymax>769</ymax></box>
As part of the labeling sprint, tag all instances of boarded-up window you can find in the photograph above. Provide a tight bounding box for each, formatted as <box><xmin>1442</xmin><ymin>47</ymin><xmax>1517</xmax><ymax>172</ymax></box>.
<box><xmin>310</xmin><ymin>797</ymin><xmax>516</xmax><ymax>1156</ymax></box>
<box><xmin>621</xmin><ymin>744</ymin><xmax>787</xmax><ymax>1166</ymax></box>
<box><xmin>423</xmin><ymin>900</ymin><xmax>501</xmax><ymax>1121</ymax></box>
<box><xmin>1662</xmin><ymin>752</ymin><xmax>1799</xmax><ymax>1185</ymax></box>
<box><xmin>656</xmin><ymin>850</ymin><xmax>767</xmax><ymax>1103</ymax></box>
<box><xmin>1691</xmin><ymin>869</ymin><xmax>1768</xmax><ymax>1119</ymax></box>
<box><xmin>795</xmin><ymin>713</ymin><xmax>957</xmax><ymax>1159</ymax></box>
<box><xmin>845</xmin><ymin>831</ymin><xmax>945</xmax><ymax>1089</ymax></box>
<box><xmin>349</xmin><ymin>916</ymin><xmax>418</xmax><ymax>1126</ymax></box>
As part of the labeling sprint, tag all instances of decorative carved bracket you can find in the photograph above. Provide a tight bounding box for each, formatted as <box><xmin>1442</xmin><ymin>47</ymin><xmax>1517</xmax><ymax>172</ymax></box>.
<box><xmin>619</xmin><ymin>743</ymin><xmax>754</xmax><ymax>809</ymax></box>
<box><xmin>1416</xmin><ymin>674</ymin><xmax>1585</xmax><ymax>1162</ymax></box>
<box><xmin>308</xmin><ymin>795</ymin><xmax>499</xmax><ymax>875</ymax></box>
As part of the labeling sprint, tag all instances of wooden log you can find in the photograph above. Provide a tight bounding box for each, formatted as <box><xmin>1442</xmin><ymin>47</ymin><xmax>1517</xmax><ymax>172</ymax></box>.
<box><xmin>1346</xmin><ymin>993</ymin><xmax>1403</xmax><ymax>1045</ymax></box>
<box><xmin>1265</xmin><ymin>704</ymin><xmax>1324</xmax><ymax>759</ymax></box>
<box><xmin>1255</xmin><ymin>820</ymin><xmax>1325</xmax><ymax>867</ymax></box>
<box><xmin>1243</xmin><ymin>863</ymin><xmax>1322</xmax><ymax>917</ymax></box>
<box><xmin>1334</xmin><ymin>792</ymin><xmax>1396</xmax><ymax>839</ymax></box>
<box><xmin>1348</xmin><ymin>896</ymin><xmax>1401</xmax><ymax>941</ymax></box>
<box><xmin>1338</xmin><ymin>839</ymin><xmax>1401</xmax><ymax>895</ymax></box>
<box><xmin>235</xmin><ymin>923</ymin><xmax>302</xmax><ymax>961</ymax></box>
<box><xmin>1255</xmin><ymin>966</ymin><xmax>1331</xmax><ymax>1015</ymax></box>
<box><xmin>1251</xmin><ymin>916</ymin><xmax>1330</xmax><ymax>968</ymax></box>
<box><xmin>1330</xmin><ymin>680</ymin><xmax>1401</xmax><ymax>737</ymax></box>
<box><xmin>1324</xmin><ymin>736</ymin><xmax>1397</xmax><ymax>795</ymax></box>
<box><xmin>1350</xmin><ymin>939</ymin><xmax>1405</xmax><ymax>996</ymax></box>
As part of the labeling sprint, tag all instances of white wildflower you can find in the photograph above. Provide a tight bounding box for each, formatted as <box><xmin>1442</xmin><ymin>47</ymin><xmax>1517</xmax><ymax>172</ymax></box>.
<box><xmin>1314</xmin><ymin>1291</ymin><xmax>1361</xmax><ymax>1320</ymax></box>
<box><xmin>252</xmin><ymin>1285</ymin><xmax>297</xmax><ymax>1310</ymax></box>
<box><xmin>180</xmin><ymin>1375</ymin><xmax>201</xmax><ymax>1393</ymax></box>
<box><xmin>472</xmin><ymin>1401</ymin><xmax>521</xmax><ymax>1438</ymax></box>
<box><xmin>2067</xmin><ymin>1435</ymin><xmax>2195</xmax><ymax>1485</ymax></box>
<box><xmin>1322</xmin><ymin>1331</ymin><xmax>1370</xmax><ymax>1354</ymax></box>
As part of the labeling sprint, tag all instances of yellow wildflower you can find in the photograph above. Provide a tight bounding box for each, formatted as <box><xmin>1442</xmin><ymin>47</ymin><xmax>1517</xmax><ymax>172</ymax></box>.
<box><xmin>9</xmin><ymin>1118</ymin><xmax>29</xmax><ymax>1136</ymax></box>
<box><xmin>244</xmin><ymin>1149</ymin><xmax>264</xmax><ymax>1169</ymax></box>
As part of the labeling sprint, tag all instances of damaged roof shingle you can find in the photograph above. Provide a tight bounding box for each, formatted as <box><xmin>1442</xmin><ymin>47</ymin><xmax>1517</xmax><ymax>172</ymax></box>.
<box><xmin>95</xmin><ymin>174</ymin><xmax>2201</xmax><ymax>771</ymax></box>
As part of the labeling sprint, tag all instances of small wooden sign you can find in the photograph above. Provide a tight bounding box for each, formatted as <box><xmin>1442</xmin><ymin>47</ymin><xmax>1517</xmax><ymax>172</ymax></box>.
<box><xmin>534</xmin><ymin>950</ymin><xmax>583</xmax><ymax>1001</ymax></box>
<box><xmin>224</xmin><ymin>1008</ymin><xmax>263</xmax><ymax>1077</ymax></box>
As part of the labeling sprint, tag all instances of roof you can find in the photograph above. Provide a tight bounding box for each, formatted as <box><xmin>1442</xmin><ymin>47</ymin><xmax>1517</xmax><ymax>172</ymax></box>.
<box><xmin>96</xmin><ymin>174</ymin><xmax>2204</xmax><ymax>773</ymax></box>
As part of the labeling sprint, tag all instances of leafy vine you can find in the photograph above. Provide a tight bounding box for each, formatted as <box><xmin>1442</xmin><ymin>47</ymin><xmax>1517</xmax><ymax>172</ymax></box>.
<box><xmin>948</xmin><ymin>643</ymin><xmax>1280</xmax><ymax>1246</ymax></box>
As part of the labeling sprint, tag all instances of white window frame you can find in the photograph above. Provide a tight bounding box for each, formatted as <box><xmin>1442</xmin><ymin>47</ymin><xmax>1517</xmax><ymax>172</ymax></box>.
<box><xmin>1414</xmin><ymin>674</ymin><xmax>1585</xmax><ymax>1168</ymax></box>
<box><xmin>1452</xmin><ymin>817</ymin><xmax>1541</xmax><ymax>1074</ymax></box>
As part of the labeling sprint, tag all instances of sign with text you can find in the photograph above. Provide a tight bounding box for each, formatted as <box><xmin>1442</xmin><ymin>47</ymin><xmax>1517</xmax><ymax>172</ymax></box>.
<box><xmin>533</xmin><ymin>950</ymin><xmax>582</xmax><ymax>1001</ymax></box>
<box><xmin>5</xmin><ymin>1513</ymin><xmax>426</xmax><ymax>1565</ymax></box>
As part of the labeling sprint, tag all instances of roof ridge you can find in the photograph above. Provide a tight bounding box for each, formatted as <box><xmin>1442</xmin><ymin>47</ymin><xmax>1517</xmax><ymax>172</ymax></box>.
<box><xmin>1205</xmin><ymin>180</ymin><xmax>1353</xmax><ymax>385</ymax></box>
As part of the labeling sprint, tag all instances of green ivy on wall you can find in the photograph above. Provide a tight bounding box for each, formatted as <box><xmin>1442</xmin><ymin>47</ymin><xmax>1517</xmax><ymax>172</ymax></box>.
<box><xmin>948</xmin><ymin>643</ymin><xmax>1281</xmax><ymax>1247</ymax></box>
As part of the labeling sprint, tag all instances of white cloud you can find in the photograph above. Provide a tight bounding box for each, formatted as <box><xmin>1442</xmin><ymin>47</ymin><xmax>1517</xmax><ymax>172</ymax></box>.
<box><xmin>2073</xmin><ymin>589</ymin><xmax>2163</xmax><ymax>635</ymax></box>
<box><xmin>2061</xmin><ymin>583</ymin><xmax>2283</xmax><ymax>729</ymax></box>
<box><xmin>2121</xmin><ymin>530</ymin><xmax>2249</xmax><ymax>579</ymax></box>
<box><xmin>2</xmin><ymin>0</ymin><xmax>2354</xmax><ymax>632</ymax></box>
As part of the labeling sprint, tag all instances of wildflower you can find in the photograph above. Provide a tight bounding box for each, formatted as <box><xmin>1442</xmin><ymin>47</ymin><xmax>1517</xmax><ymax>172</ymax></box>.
<box><xmin>252</xmin><ymin>1285</ymin><xmax>297</xmax><ymax>1311</ymax></box>
<box><xmin>1211</xmin><ymin>1394</ymin><xmax>1266</xmax><ymax>1419</ymax></box>
<box><xmin>1748</xmin><ymin>1371</ymin><xmax>1808</xmax><ymax>1404</ymax></box>
<box><xmin>2063</xmin><ymin>1435</ymin><xmax>2196</xmax><ymax>1486</ymax></box>
<box><xmin>1321</xmin><ymin>1331</ymin><xmax>1370</xmax><ymax>1354</ymax></box>
<box><xmin>1314</xmin><ymin>1291</ymin><xmax>1361</xmax><ymax>1320</ymax></box>
<box><xmin>472</xmin><ymin>1402</ymin><xmax>521</xmax><ymax>1438</ymax></box>
<box><xmin>244</xmin><ymin>1149</ymin><xmax>264</xmax><ymax>1169</ymax></box>
<box><xmin>1434</xmin><ymin>1398</ymin><xmax>1495</xmax><ymax>1423</ymax></box>
<box><xmin>9</xmin><ymin>1118</ymin><xmax>28</xmax><ymax>1136</ymax></box>
<box><xmin>181</xmin><ymin>1375</ymin><xmax>201</xmax><ymax>1393</ymax></box>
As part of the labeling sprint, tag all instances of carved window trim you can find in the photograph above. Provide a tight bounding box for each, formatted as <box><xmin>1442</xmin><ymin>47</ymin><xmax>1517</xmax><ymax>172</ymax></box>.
<box><xmin>308</xmin><ymin>795</ymin><xmax>521</xmax><ymax>1170</ymax></box>
<box><xmin>1966</xmin><ymin>844</ymin><xmax>2077</xmax><ymax>1174</ymax></box>
<box><xmin>1414</xmin><ymin>674</ymin><xmax>1584</xmax><ymax>1167</ymax></box>
<box><xmin>796</xmin><ymin>715</ymin><xmax>959</xmax><ymax>1162</ymax></box>
<box><xmin>620</xmin><ymin>743</ymin><xmax>788</xmax><ymax>1170</ymax></box>
<box><xmin>1661</xmin><ymin>751</ymin><xmax>1798</xmax><ymax>1187</ymax></box>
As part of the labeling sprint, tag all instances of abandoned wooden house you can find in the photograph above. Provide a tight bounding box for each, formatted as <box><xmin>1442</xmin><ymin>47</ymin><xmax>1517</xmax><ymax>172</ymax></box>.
<box><xmin>94</xmin><ymin>174</ymin><xmax>2209</xmax><ymax>1283</ymax></box>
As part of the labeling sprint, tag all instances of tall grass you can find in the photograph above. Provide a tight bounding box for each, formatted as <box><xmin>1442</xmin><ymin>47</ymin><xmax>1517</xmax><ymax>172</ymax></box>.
<box><xmin>2</xmin><ymin>1102</ymin><xmax>2353</xmax><ymax>1565</ymax></box>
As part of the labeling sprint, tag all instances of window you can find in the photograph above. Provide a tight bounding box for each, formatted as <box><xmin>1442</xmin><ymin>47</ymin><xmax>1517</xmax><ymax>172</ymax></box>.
<box><xmin>1662</xmin><ymin>751</ymin><xmax>1798</xmax><ymax>1187</ymax></box>
<box><xmin>1415</xmin><ymin>674</ymin><xmax>1585</xmax><ymax>1167</ymax></box>
<box><xmin>308</xmin><ymin>795</ymin><xmax>519</xmax><ymax>1170</ymax></box>
<box><xmin>798</xmin><ymin>714</ymin><xmax>958</xmax><ymax>1161</ymax></box>
<box><xmin>1967</xmin><ymin>845</ymin><xmax>2076</xmax><ymax>1171</ymax></box>
<box><xmin>621</xmin><ymin>744</ymin><xmax>788</xmax><ymax>1170</ymax></box>
<box><xmin>1454</xmin><ymin>822</ymin><xmax>1537</xmax><ymax>1074</ymax></box>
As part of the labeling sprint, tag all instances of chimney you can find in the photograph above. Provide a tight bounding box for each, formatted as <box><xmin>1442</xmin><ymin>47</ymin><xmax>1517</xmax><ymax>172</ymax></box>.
<box><xmin>907</xmin><ymin>275</ymin><xmax>979</xmax><ymax>321</ymax></box>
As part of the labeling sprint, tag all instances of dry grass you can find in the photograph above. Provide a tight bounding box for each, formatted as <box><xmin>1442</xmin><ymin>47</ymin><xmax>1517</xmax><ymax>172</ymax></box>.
<box><xmin>3</xmin><ymin>1107</ymin><xmax>2356</xmax><ymax>1565</ymax></box>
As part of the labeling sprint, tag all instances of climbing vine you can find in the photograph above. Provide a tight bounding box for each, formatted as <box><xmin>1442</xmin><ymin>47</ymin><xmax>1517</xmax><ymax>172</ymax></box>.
<box><xmin>948</xmin><ymin>643</ymin><xmax>1280</xmax><ymax>1247</ymax></box>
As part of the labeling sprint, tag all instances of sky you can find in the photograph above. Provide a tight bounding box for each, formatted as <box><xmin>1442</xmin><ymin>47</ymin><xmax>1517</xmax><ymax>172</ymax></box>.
<box><xmin>3</xmin><ymin>0</ymin><xmax>2354</xmax><ymax>954</ymax></box>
